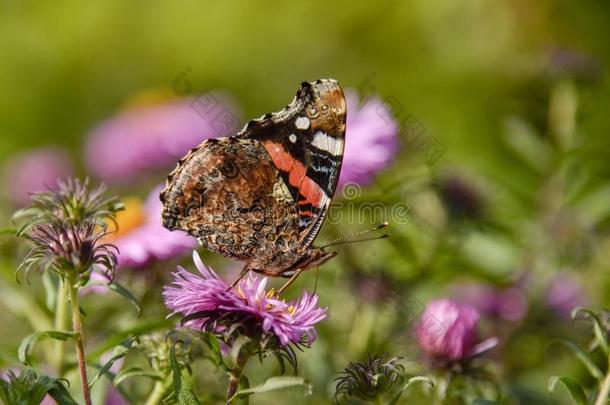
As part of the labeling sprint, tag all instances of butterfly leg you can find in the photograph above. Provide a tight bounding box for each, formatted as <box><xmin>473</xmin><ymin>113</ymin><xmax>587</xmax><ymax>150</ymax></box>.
<box><xmin>277</xmin><ymin>268</ymin><xmax>304</xmax><ymax>295</ymax></box>
<box><xmin>228</xmin><ymin>265</ymin><xmax>250</xmax><ymax>290</ymax></box>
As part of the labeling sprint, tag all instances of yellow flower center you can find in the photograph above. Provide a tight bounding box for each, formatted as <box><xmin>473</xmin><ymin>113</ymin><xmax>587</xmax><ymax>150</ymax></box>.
<box><xmin>234</xmin><ymin>285</ymin><xmax>295</xmax><ymax>316</ymax></box>
<box><xmin>105</xmin><ymin>197</ymin><xmax>146</xmax><ymax>241</ymax></box>
<box><xmin>236</xmin><ymin>286</ymin><xmax>246</xmax><ymax>300</ymax></box>
<box><xmin>121</xmin><ymin>88</ymin><xmax>177</xmax><ymax>111</ymax></box>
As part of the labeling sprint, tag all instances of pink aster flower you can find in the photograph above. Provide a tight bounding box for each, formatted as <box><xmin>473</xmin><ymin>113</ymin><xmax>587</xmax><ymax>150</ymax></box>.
<box><xmin>105</xmin><ymin>185</ymin><xmax>196</xmax><ymax>270</ymax></box>
<box><xmin>546</xmin><ymin>272</ymin><xmax>589</xmax><ymax>319</ymax></box>
<box><xmin>416</xmin><ymin>299</ymin><xmax>498</xmax><ymax>363</ymax></box>
<box><xmin>99</xmin><ymin>352</ymin><xmax>127</xmax><ymax>405</ymax></box>
<box><xmin>163</xmin><ymin>251</ymin><xmax>327</xmax><ymax>347</ymax></box>
<box><xmin>2</xmin><ymin>147</ymin><xmax>73</xmax><ymax>207</ymax></box>
<box><xmin>452</xmin><ymin>283</ymin><xmax>528</xmax><ymax>322</ymax></box>
<box><xmin>85</xmin><ymin>92</ymin><xmax>240</xmax><ymax>184</ymax></box>
<box><xmin>338</xmin><ymin>90</ymin><xmax>400</xmax><ymax>188</ymax></box>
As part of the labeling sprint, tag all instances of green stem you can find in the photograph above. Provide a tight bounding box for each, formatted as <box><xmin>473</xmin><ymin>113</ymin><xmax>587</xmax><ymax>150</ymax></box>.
<box><xmin>226</xmin><ymin>349</ymin><xmax>250</xmax><ymax>404</ymax></box>
<box><xmin>69</xmin><ymin>283</ymin><xmax>92</xmax><ymax>405</ymax></box>
<box><xmin>594</xmin><ymin>359</ymin><xmax>610</xmax><ymax>405</ymax></box>
<box><xmin>53</xmin><ymin>279</ymin><xmax>70</xmax><ymax>376</ymax></box>
<box><xmin>144</xmin><ymin>379</ymin><xmax>169</xmax><ymax>405</ymax></box>
<box><xmin>374</xmin><ymin>395</ymin><xmax>383</xmax><ymax>405</ymax></box>
<box><xmin>434</xmin><ymin>371</ymin><xmax>451</xmax><ymax>405</ymax></box>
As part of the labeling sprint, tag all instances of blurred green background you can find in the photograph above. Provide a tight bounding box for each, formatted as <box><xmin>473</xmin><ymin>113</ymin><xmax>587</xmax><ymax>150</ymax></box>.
<box><xmin>2</xmin><ymin>0</ymin><xmax>608</xmax><ymax>168</ymax></box>
<box><xmin>1</xmin><ymin>1</ymin><xmax>610</xmax><ymax>404</ymax></box>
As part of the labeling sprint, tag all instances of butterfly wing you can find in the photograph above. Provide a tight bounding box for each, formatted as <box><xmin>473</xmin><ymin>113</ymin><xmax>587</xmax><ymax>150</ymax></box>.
<box><xmin>160</xmin><ymin>137</ymin><xmax>300</xmax><ymax>261</ymax></box>
<box><xmin>237</xmin><ymin>79</ymin><xmax>346</xmax><ymax>249</ymax></box>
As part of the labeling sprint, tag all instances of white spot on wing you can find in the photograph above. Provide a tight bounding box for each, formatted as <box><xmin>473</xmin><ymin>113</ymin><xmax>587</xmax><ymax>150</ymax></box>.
<box><xmin>289</xmin><ymin>133</ymin><xmax>297</xmax><ymax>143</ymax></box>
<box><xmin>311</xmin><ymin>131</ymin><xmax>343</xmax><ymax>156</ymax></box>
<box><xmin>295</xmin><ymin>116</ymin><xmax>310</xmax><ymax>130</ymax></box>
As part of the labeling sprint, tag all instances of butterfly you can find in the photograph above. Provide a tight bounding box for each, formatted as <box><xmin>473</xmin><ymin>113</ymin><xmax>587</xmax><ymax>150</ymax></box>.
<box><xmin>160</xmin><ymin>79</ymin><xmax>346</xmax><ymax>289</ymax></box>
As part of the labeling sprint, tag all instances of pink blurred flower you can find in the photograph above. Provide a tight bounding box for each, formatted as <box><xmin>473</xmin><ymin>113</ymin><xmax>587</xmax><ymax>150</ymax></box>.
<box><xmin>108</xmin><ymin>185</ymin><xmax>196</xmax><ymax>269</ymax></box>
<box><xmin>452</xmin><ymin>283</ymin><xmax>528</xmax><ymax>322</ymax></box>
<box><xmin>338</xmin><ymin>90</ymin><xmax>400</xmax><ymax>188</ymax></box>
<box><xmin>99</xmin><ymin>351</ymin><xmax>127</xmax><ymax>405</ymax></box>
<box><xmin>85</xmin><ymin>92</ymin><xmax>240</xmax><ymax>184</ymax></box>
<box><xmin>546</xmin><ymin>272</ymin><xmax>589</xmax><ymax>319</ymax></box>
<box><xmin>2</xmin><ymin>147</ymin><xmax>73</xmax><ymax>207</ymax></box>
<box><xmin>164</xmin><ymin>251</ymin><xmax>327</xmax><ymax>347</ymax></box>
<box><xmin>105</xmin><ymin>389</ymin><xmax>127</xmax><ymax>405</ymax></box>
<box><xmin>416</xmin><ymin>299</ymin><xmax>498</xmax><ymax>363</ymax></box>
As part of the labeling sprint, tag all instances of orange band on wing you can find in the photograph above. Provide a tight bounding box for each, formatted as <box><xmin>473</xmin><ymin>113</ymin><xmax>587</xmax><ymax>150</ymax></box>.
<box><xmin>262</xmin><ymin>140</ymin><xmax>324</xmax><ymax>209</ymax></box>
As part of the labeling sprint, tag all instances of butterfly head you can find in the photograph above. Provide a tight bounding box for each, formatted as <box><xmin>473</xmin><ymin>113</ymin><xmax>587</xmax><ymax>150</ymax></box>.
<box><xmin>305</xmin><ymin>247</ymin><xmax>337</xmax><ymax>269</ymax></box>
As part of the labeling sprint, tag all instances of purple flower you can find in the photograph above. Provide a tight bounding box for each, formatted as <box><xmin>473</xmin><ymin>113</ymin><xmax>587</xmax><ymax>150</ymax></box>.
<box><xmin>438</xmin><ymin>173</ymin><xmax>486</xmax><ymax>221</ymax></box>
<box><xmin>104</xmin><ymin>389</ymin><xmax>127</xmax><ymax>405</ymax></box>
<box><xmin>85</xmin><ymin>93</ymin><xmax>240</xmax><ymax>184</ymax></box>
<box><xmin>338</xmin><ymin>90</ymin><xmax>400</xmax><ymax>188</ymax></box>
<box><xmin>452</xmin><ymin>283</ymin><xmax>528</xmax><ymax>322</ymax></box>
<box><xmin>163</xmin><ymin>251</ymin><xmax>327</xmax><ymax>347</ymax></box>
<box><xmin>548</xmin><ymin>47</ymin><xmax>602</xmax><ymax>82</ymax></box>
<box><xmin>21</xmin><ymin>221</ymin><xmax>118</xmax><ymax>279</ymax></box>
<box><xmin>335</xmin><ymin>354</ymin><xmax>405</xmax><ymax>402</ymax></box>
<box><xmin>2</xmin><ymin>147</ymin><xmax>73</xmax><ymax>207</ymax></box>
<box><xmin>107</xmin><ymin>185</ymin><xmax>196</xmax><ymax>269</ymax></box>
<box><xmin>546</xmin><ymin>272</ymin><xmax>589</xmax><ymax>319</ymax></box>
<box><xmin>416</xmin><ymin>299</ymin><xmax>498</xmax><ymax>363</ymax></box>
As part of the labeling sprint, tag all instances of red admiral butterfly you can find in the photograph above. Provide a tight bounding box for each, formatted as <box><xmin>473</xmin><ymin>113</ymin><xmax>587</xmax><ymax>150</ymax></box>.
<box><xmin>160</xmin><ymin>79</ymin><xmax>346</xmax><ymax>287</ymax></box>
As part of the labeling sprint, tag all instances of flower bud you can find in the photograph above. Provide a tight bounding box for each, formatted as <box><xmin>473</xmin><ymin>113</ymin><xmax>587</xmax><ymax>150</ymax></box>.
<box><xmin>416</xmin><ymin>299</ymin><xmax>497</xmax><ymax>363</ymax></box>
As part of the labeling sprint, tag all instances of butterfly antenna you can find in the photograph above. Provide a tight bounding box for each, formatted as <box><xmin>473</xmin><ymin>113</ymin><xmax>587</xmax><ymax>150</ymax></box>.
<box><xmin>321</xmin><ymin>222</ymin><xmax>389</xmax><ymax>249</ymax></box>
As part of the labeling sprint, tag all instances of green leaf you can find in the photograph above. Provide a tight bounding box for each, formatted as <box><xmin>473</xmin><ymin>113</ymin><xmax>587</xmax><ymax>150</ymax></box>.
<box><xmin>230</xmin><ymin>377</ymin><xmax>312</xmax><ymax>401</ymax></box>
<box><xmin>573</xmin><ymin>184</ymin><xmax>610</xmax><ymax>225</ymax></box>
<box><xmin>239</xmin><ymin>375</ymin><xmax>250</xmax><ymax>405</ymax></box>
<box><xmin>13</xmin><ymin>208</ymin><xmax>41</xmax><ymax>236</ymax></box>
<box><xmin>89</xmin><ymin>338</ymin><xmax>136</xmax><ymax>388</ymax></box>
<box><xmin>387</xmin><ymin>376</ymin><xmax>434</xmax><ymax>405</ymax></box>
<box><xmin>572</xmin><ymin>308</ymin><xmax>610</xmax><ymax>355</ymax></box>
<box><xmin>87</xmin><ymin>319</ymin><xmax>174</xmax><ymax>360</ymax></box>
<box><xmin>89</xmin><ymin>280</ymin><xmax>141</xmax><ymax>316</ymax></box>
<box><xmin>170</xmin><ymin>341</ymin><xmax>201</xmax><ymax>405</ymax></box>
<box><xmin>48</xmin><ymin>381</ymin><xmax>80</xmax><ymax>405</ymax></box>
<box><xmin>502</xmin><ymin>117</ymin><xmax>554</xmax><ymax>173</ymax></box>
<box><xmin>0</xmin><ymin>227</ymin><xmax>17</xmax><ymax>236</ymax></box>
<box><xmin>114</xmin><ymin>366</ymin><xmax>163</xmax><ymax>386</ymax></box>
<box><xmin>42</xmin><ymin>271</ymin><xmax>59</xmax><ymax>312</ymax></box>
<box><xmin>18</xmin><ymin>330</ymin><xmax>77</xmax><ymax>366</ymax></box>
<box><xmin>12</xmin><ymin>207</ymin><xmax>37</xmax><ymax>222</ymax></box>
<box><xmin>177</xmin><ymin>372</ymin><xmax>201</xmax><ymax>405</ymax></box>
<box><xmin>230</xmin><ymin>336</ymin><xmax>251</xmax><ymax>366</ymax></box>
<box><xmin>108</xmin><ymin>281</ymin><xmax>141</xmax><ymax>316</ymax></box>
<box><xmin>553</xmin><ymin>340</ymin><xmax>603</xmax><ymax>380</ymax></box>
<box><xmin>200</xmin><ymin>333</ymin><xmax>231</xmax><ymax>373</ymax></box>
<box><xmin>0</xmin><ymin>368</ymin><xmax>78</xmax><ymax>405</ymax></box>
<box><xmin>548</xmin><ymin>376</ymin><xmax>587</xmax><ymax>405</ymax></box>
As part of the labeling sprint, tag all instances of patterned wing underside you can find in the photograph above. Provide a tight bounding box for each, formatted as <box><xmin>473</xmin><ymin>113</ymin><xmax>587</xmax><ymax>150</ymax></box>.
<box><xmin>236</xmin><ymin>79</ymin><xmax>346</xmax><ymax>249</ymax></box>
<box><xmin>160</xmin><ymin>138</ymin><xmax>299</xmax><ymax>261</ymax></box>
